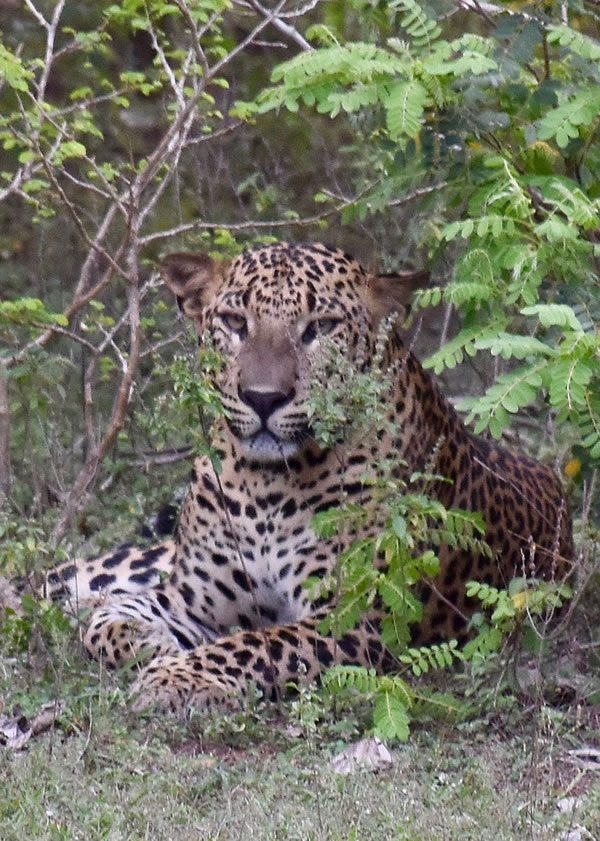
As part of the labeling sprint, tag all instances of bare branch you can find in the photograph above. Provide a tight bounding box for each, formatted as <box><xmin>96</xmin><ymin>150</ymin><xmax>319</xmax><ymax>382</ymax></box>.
<box><xmin>0</xmin><ymin>169</ymin><xmax>26</xmax><ymax>203</ymax></box>
<box><xmin>120</xmin><ymin>446</ymin><xmax>193</xmax><ymax>467</ymax></box>
<box><xmin>38</xmin><ymin>152</ymin><xmax>129</xmax><ymax>281</ymax></box>
<box><xmin>130</xmin><ymin>0</ymin><xmax>290</xmax><ymax>208</ymax></box>
<box><xmin>147</xmin><ymin>14</ymin><xmax>190</xmax><ymax>109</ymax></box>
<box><xmin>22</xmin><ymin>0</ymin><xmax>48</xmax><ymax>30</ymax></box>
<box><xmin>5</xmin><ymin>0</ymin><xmax>361</xmax><ymax>542</ymax></box>
<box><xmin>23</xmin><ymin>0</ymin><xmax>67</xmax><ymax>100</ymax></box>
<box><xmin>52</xmin><ymin>241</ymin><xmax>142</xmax><ymax>544</ymax></box>
<box><xmin>0</xmin><ymin>365</ymin><xmax>11</xmax><ymax>504</ymax></box>
<box><xmin>387</xmin><ymin>182</ymin><xmax>450</xmax><ymax>206</ymax></box>
<box><xmin>186</xmin><ymin>120</ymin><xmax>244</xmax><ymax>146</ymax></box>
<box><xmin>171</xmin><ymin>0</ymin><xmax>211</xmax><ymax>77</ymax></box>
<box><xmin>248</xmin><ymin>0</ymin><xmax>314</xmax><ymax>51</ymax></box>
<box><xmin>455</xmin><ymin>0</ymin><xmax>535</xmax><ymax>22</ymax></box>
<box><xmin>140</xmin><ymin>178</ymin><xmax>388</xmax><ymax>246</ymax></box>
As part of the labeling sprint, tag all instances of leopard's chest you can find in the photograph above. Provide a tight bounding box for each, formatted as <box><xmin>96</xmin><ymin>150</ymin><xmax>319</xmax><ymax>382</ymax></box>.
<box><xmin>175</xmin><ymin>481</ymin><xmax>331</xmax><ymax>630</ymax></box>
<box><xmin>174</xmin><ymin>453</ymin><xmax>372</xmax><ymax>631</ymax></box>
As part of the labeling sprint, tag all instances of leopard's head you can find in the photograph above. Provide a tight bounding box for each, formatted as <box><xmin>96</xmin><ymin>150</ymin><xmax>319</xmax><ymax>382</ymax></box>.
<box><xmin>161</xmin><ymin>242</ymin><xmax>426</xmax><ymax>462</ymax></box>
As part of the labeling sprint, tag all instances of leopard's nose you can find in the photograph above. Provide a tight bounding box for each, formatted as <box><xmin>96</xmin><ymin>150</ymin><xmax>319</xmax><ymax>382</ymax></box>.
<box><xmin>239</xmin><ymin>388</ymin><xmax>295</xmax><ymax>423</ymax></box>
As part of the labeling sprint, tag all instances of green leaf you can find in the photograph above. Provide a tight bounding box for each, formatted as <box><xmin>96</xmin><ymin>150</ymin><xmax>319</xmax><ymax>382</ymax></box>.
<box><xmin>462</xmin><ymin>361</ymin><xmax>548</xmax><ymax>436</ymax></box>
<box><xmin>385</xmin><ymin>79</ymin><xmax>428</xmax><ymax>140</ymax></box>
<box><xmin>537</xmin><ymin>86</ymin><xmax>600</xmax><ymax>148</ymax></box>
<box><xmin>0</xmin><ymin>43</ymin><xmax>33</xmax><ymax>92</ymax></box>
<box><xmin>390</xmin><ymin>0</ymin><xmax>442</xmax><ymax>48</ymax></box>
<box><xmin>54</xmin><ymin>140</ymin><xmax>87</xmax><ymax>164</ymax></box>
<box><xmin>424</xmin><ymin>35</ymin><xmax>497</xmax><ymax>76</ymax></box>
<box><xmin>546</xmin><ymin>25</ymin><xmax>600</xmax><ymax>62</ymax></box>
<box><xmin>521</xmin><ymin>304</ymin><xmax>584</xmax><ymax>333</ymax></box>
<box><xmin>379</xmin><ymin>576</ymin><xmax>421</xmax><ymax>621</ymax></box>
<box><xmin>22</xmin><ymin>178</ymin><xmax>50</xmax><ymax>194</ymax></box>
<box><xmin>425</xmin><ymin>317</ymin><xmax>508</xmax><ymax>375</ymax></box>
<box><xmin>323</xmin><ymin>665</ymin><xmax>379</xmax><ymax>694</ymax></box>
<box><xmin>70</xmin><ymin>86</ymin><xmax>93</xmax><ymax>101</ymax></box>
<box><xmin>17</xmin><ymin>150</ymin><xmax>37</xmax><ymax>164</ymax></box>
<box><xmin>535</xmin><ymin>217</ymin><xmax>579</xmax><ymax>242</ymax></box>
<box><xmin>374</xmin><ymin>691</ymin><xmax>410</xmax><ymax>741</ymax></box>
<box><xmin>475</xmin><ymin>333</ymin><xmax>555</xmax><ymax>360</ymax></box>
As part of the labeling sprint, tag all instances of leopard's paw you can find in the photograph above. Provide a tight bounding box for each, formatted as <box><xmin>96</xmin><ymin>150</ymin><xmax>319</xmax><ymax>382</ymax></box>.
<box><xmin>129</xmin><ymin>652</ymin><xmax>242</xmax><ymax>714</ymax></box>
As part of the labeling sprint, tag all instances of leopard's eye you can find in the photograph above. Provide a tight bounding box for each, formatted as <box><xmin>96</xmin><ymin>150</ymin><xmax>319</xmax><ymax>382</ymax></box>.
<box><xmin>301</xmin><ymin>318</ymin><xmax>340</xmax><ymax>345</ymax></box>
<box><xmin>219</xmin><ymin>312</ymin><xmax>247</xmax><ymax>337</ymax></box>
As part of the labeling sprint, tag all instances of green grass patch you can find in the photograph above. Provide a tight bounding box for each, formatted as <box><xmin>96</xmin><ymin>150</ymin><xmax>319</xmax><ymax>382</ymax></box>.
<box><xmin>1</xmin><ymin>649</ymin><xmax>599</xmax><ymax>841</ymax></box>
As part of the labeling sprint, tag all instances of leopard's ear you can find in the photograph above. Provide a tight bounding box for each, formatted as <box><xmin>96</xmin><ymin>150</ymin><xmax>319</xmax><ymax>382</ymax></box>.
<box><xmin>160</xmin><ymin>252</ymin><xmax>227</xmax><ymax>318</ymax></box>
<box><xmin>367</xmin><ymin>269</ymin><xmax>430</xmax><ymax>324</ymax></box>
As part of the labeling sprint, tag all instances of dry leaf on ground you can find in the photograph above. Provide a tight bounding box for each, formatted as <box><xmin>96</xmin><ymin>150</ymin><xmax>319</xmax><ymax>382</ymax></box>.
<box><xmin>330</xmin><ymin>737</ymin><xmax>392</xmax><ymax>775</ymax></box>
<box><xmin>0</xmin><ymin>701</ymin><xmax>64</xmax><ymax>751</ymax></box>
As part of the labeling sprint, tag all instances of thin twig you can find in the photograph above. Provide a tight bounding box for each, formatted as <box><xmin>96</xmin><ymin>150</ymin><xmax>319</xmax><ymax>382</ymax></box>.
<box><xmin>0</xmin><ymin>365</ymin><xmax>11</xmax><ymax>503</ymax></box>
<box><xmin>249</xmin><ymin>0</ymin><xmax>314</xmax><ymax>51</ymax></box>
<box><xmin>388</xmin><ymin>181</ymin><xmax>450</xmax><ymax>207</ymax></box>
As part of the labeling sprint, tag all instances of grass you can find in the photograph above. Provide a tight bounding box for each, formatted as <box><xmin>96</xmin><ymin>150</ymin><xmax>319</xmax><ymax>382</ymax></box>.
<box><xmin>1</xmin><ymin>639</ymin><xmax>599</xmax><ymax>841</ymax></box>
<box><xmin>1</xmin><ymin>551</ymin><xmax>599</xmax><ymax>841</ymax></box>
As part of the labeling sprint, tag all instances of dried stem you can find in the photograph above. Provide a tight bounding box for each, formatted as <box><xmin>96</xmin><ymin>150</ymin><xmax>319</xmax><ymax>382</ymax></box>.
<box><xmin>0</xmin><ymin>365</ymin><xmax>11</xmax><ymax>504</ymax></box>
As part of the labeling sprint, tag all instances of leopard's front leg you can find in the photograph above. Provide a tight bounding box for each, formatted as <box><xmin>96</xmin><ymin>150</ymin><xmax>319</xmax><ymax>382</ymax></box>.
<box><xmin>129</xmin><ymin>616</ymin><xmax>390</xmax><ymax>713</ymax></box>
<box><xmin>84</xmin><ymin>590</ymin><xmax>218</xmax><ymax>667</ymax></box>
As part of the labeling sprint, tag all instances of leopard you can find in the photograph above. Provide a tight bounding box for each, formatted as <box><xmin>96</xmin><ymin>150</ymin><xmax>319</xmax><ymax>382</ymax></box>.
<box><xmin>43</xmin><ymin>241</ymin><xmax>573</xmax><ymax>713</ymax></box>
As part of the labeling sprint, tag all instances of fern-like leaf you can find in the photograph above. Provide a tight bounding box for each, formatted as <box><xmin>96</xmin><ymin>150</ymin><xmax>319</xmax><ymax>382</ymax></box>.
<box><xmin>320</xmin><ymin>564</ymin><xmax>378</xmax><ymax>636</ymax></box>
<box><xmin>579</xmin><ymin>391</ymin><xmax>600</xmax><ymax>460</ymax></box>
<box><xmin>374</xmin><ymin>691</ymin><xmax>410</xmax><ymax>741</ymax></box>
<box><xmin>398</xmin><ymin>641</ymin><xmax>462</xmax><ymax>675</ymax></box>
<box><xmin>548</xmin><ymin>356</ymin><xmax>593</xmax><ymax>411</ymax></box>
<box><xmin>424</xmin><ymin>35</ymin><xmax>497</xmax><ymax>76</ymax></box>
<box><xmin>322</xmin><ymin>665</ymin><xmax>379</xmax><ymax>694</ymax></box>
<box><xmin>271</xmin><ymin>42</ymin><xmax>407</xmax><ymax>87</ymax></box>
<box><xmin>528</xmin><ymin>176</ymin><xmax>600</xmax><ymax>230</ymax></box>
<box><xmin>379</xmin><ymin>575</ymin><xmax>422</xmax><ymax>620</ymax></box>
<box><xmin>546</xmin><ymin>25</ymin><xmax>600</xmax><ymax>63</ymax></box>
<box><xmin>326</xmin><ymin>82</ymin><xmax>382</xmax><ymax>116</ymax></box>
<box><xmin>475</xmin><ymin>332</ymin><xmax>556</xmax><ymax>361</ymax></box>
<box><xmin>385</xmin><ymin>78</ymin><xmax>428</xmax><ymax>139</ymax></box>
<box><xmin>537</xmin><ymin>86</ymin><xmax>600</xmax><ymax>148</ymax></box>
<box><xmin>424</xmin><ymin>317</ymin><xmax>508</xmax><ymax>375</ymax></box>
<box><xmin>521</xmin><ymin>303</ymin><xmax>584</xmax><ymax>332</ymax></box>
<box><xmin>462</xmin><ymin>626</ymin><xmax>503</xmax><ymax>660</ymax></box>
<box><xmin>389</xmin><ymin>0</ymin><xmax>441</xmax><ymax>49</ymax></box>
<box><xmin>413</xmin><ymin>286</ymin><xmax>443</xmax><ymax>309</ymax></box>
<box><xmin>312</xmin><ymin>505</ymin><xmax>370</xmax><ymax>538</ymax></box>
<box><xmin>466</xmin><ymin>580</ymin><xmax>500</xmax><ymax>607</ymax></box>
<box><xmin>461</xmin><ymin>360</ymin><xmax>548</xmax><ymax>438</ymax></box>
